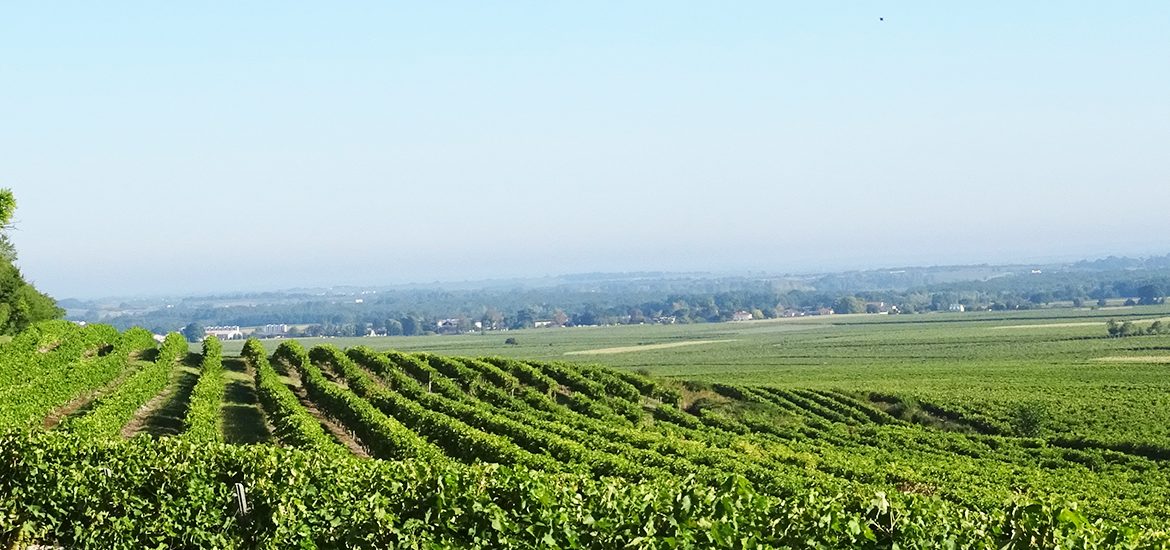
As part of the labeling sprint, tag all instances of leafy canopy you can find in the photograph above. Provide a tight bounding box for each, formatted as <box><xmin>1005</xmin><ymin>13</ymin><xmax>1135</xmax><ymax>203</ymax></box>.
<box><xmin>0</xmin><ymin>188</ymin><xmax>63</xmax><ymax>334</ymax></box>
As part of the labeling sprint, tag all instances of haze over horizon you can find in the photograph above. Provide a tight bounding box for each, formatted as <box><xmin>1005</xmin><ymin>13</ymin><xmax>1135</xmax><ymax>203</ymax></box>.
<box><xmin>42</xmin><ymin>250</ymin><xmax>1170</xmax><ymax>302</ymax></box>
<box><xmin>4</xmin><ymin>2</ymin><xmax>1168</xmax><ymax>299</ymax></box>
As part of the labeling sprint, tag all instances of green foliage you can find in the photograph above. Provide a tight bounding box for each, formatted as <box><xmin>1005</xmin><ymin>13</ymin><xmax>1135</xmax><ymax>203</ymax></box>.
<box><xmin>2</xmin><ymin>430</ymin><xmax>1165</xmax><ymax>549</ymax></box>
<box><xmin>0</xmin><ymin>189</ymin><xmax>15</xmax><ymax>263</ymax></box>
<box><xmin>482</xmin><ymin>356</ymin><xmax>558</xmax><ymax>394</ymax></box>
<box><xmin>314</xmin><ymin>345</ymin><xmax>547</xmax><ymax>468</ymax></box>
<box><xmin>1010</xmin><ymin>401</ymin><xmax>1050</xmax><ymax>438</ymax></box>
<box><xmin>1137</xmin><ymin>284</ymin><xmax>1165</xmax><ymax>306</ymax></box>
<box><xmin>62</xmin><ymin>332</ymin><xmax>187</xmax><ymax>438</ymax></box>
<box><xmin>1106</xmin><ymin>318</ymin><xmax>1169</xmax><ymax>337</ymax></box>
<box><xmin>181</xmin><ymin>322</ymin><xmax>205</xmax><ymax>343</ymax></box>
<box><xmin>348</xmin><ymin>348</ymin><xmax>644</xmax><ymax>477</ymax></box>
<box><xmin>835</xmin><ymin>295</ymin><xmax>865</xmax><ymax>314</ymax></box>
<box><xmin>531</xmin><ymin>360</ymin><xmax>608</xmax><ymax>398</ymax></box>
<box><xmin>0</xmin><ymin>189</ymin><xmax>14</xmax><ymax>225</ymax></box>
<box><xmin>0</xmin><ymin>263</ymin><xmax>63</xmax><ymax>335</ymax></box>
<box><xmin>574</xmin><ymin>362</ymin><xmax>642</xmax><ymax>402</ymax></box>
<box><xmin>242</xmin><ymin>338</ymin><xmax>341</xmax><ymax>453</ymax></box>
<box><xmin>0</xmin><ymin>322</ymin><xmax>134</xmax><ymax>429</ymax></box>
<box><xmin>183</xmin><ymin>336</ymin><xmax>226</xmax><ymax>442</ymax></box>
<box><xmin>0</xmin><ymin>321</ymin><xmax>110</xmax><ymax>391</ymax></box>
<box><xmin>0</xmin><ymin>190</ymin><xmax>62</xmax><ymax>332</ymax></box>
<box><xmin>7</xmin><ymin>317</ymin><xmax>1170</xmax><ymax>545</ymax></box>
<box><xmin>280</xmin><ymin>341</ymin><xmax>444</xmax><ymax>462</ymax></box>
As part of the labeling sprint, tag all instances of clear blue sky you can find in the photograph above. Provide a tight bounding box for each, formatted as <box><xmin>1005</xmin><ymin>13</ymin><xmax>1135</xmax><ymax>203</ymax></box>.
<box><xmin>3</xmin><ymin>2</ymin><xmax>1168</xmax><ymax>298</ymax></box>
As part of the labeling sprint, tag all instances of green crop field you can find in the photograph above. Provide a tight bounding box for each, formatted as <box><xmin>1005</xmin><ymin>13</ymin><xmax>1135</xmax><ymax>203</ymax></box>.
<box><xmin>225</xmin><ymin>305</ymin><xmax>1170</xmax><ymax>450</ymax></box>
<box><xmin>5</xmin><ymin>307</ymin><xmax>1170</xmax><ymax>548</ymax></box>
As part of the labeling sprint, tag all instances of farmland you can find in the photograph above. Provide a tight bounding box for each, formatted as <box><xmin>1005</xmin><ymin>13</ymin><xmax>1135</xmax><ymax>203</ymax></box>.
<box><xmin>3</xmin><ymin>307</ymin><xmax>1170</xmax><ymax>547</ymax></box>
<box><xmin>226</xmin><ymin>305</ymin><xmax>1170</xmax><ymax>450</ymax></box>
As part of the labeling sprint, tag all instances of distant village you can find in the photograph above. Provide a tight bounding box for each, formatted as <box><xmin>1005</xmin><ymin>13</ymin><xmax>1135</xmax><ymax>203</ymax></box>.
<box><xmin>62</xmin><ymin>261</ymin><xmax>1167</xmax><ymax>342</ymax></box>
<box><xmin>188</xmin><ymin>300</ymin><xmax>965</xmax><ymax>341</ymax></box>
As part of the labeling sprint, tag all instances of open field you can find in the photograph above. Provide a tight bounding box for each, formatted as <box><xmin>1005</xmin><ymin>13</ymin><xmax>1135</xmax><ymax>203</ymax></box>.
<box><xmin>1093</xmin><ymin>355</ymin><xmax>1170</xmax><ymax>363</ymax></box>
<box><xmin>991</xmin><ymin>316</ymin><xmax>1170</xmax><ymax>330</ymax></box>
<box><xmin>989</xmin><ymin>321</ymin><xmax>1102</xmax><ymax>329</ymax></box>
<box><xmin>562</xmin><ymin>339</ymin><xmax>739</xmax><ymax>355</ymax></box>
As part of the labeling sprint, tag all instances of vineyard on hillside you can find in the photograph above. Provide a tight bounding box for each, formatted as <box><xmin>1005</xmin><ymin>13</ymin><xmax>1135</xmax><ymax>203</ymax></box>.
<box><xmin>2</xmin><ymin>321</ymin><xmax>1169</xmax><ymax>548</ymax></box>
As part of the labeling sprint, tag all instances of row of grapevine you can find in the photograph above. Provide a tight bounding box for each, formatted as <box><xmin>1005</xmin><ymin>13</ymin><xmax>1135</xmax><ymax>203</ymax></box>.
<box><xmin>345</xmin><ymin>348</ymin><xmax>649</xmax><ymax>478</ymax></box>
<box><xmin>3</xmin><ymin>325</ymin><xmax>1169</xmax><ymax>546</ymax></box>
<box><xmin>2</xmin><ymin>428</ymin><xmax>1157</xmax><ymax>549</ymax></box>
<box><xmin>458</xmin><ymin>357</ymin><xmax>521</xmax><ymax>390</ymax></box>
<box><xmin>759</xmin><ymin>386</ymin><xmax>860</xmax><ymax>425</ymax></box>
<box><xmin>275</xmin><ymin>341</ymin><xmax>444</xmax><ymax>462</ymax></box>
<box><xmin>385</xmin><ymin>353</ymin><xmax>678</xmax><ymax>468</ymax></box>
<box><xmin>0</xmin><ymin>322</ymin><xmax>119</xmax><ymax>402</ymax></box>
<box><xmin>528</xmin><ymin>359</ymin><xmax>608</xmax><ymax>397</ymax></box>
<box><xmin>0</xmin><ymin>327</ymin><xmax>154</xmax><ymax>430</ymax></box>
<box><xmin>480</xmin><ymin>356</ymin><xmax>558</xmax><ymax>394</ymax></box>
<box><xmin>62</xmin><ymin>332</ymin><xmax>188</xmax><ymax>438</ymax></box>
<box><xmin>358</xmin><ymin>349</ymin><xmax>838</xmax><ymax>496</ymax></box>
<box><xmin>444</xmin><ymin>377</ymin><xmax>700</xmax><ymax>479</ymax></box>
<box><xmin>517</xmin><ymin>359</ymin><xmax>645</xmax><ymax>423</ymax></box>
<box><xmin>182</xmin><ymin>336</ymin><xmax>226</xmax><ymax>442</ymax></box>
<box><xmin>461</xmin><ymin>355</ymin><xmax>965</xmax><ymax>503</ymax></box>
<box><xmin>415</xmin><ymin>352</ymin><xmax>483</xmax><ymax>392</ymax></box>
<box><xmin>571</xmin><ymin>362</ymin><xmax>642</xmax><ymax>402</ymax></box>
<box><xmin>241</xmin><ymin>339</ymin><xmax>341</xmax><ymax>453</ymax></box>
<box><xmin>0</xmin><ymin>320</ymin><xmax>77</xmax><ymax>382</ymax></box>
<box><xmin>427</xmin><ymin>357</ymin><xmax>690</xmax><ymax>466</ymax></box>
<box><xmin>311</xmin><ymin>345</ymin><xmax>561</xmax><ymax>470</ymax></box>
<box><xmin>807</xmin><ymin>389</ymin><xmax>901</xmax><ymax>425</ymax></box>
<box><xmin>388</xmin><ymin>351</ymin><xmax>475</xmax><ymax>401</ymax></box>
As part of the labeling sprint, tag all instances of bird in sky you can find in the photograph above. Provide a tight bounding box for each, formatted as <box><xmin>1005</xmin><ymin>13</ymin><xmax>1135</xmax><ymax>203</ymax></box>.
<box><xmin>879</xmin><ymin>17</ymin><xmax>885</xmax><ymax>21</ymax></box>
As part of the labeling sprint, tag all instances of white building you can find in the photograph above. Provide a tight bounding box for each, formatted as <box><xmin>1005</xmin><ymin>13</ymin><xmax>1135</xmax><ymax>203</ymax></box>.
<box><xmin>205</xmin><ymin>326</ymin><xmax>244</xmax><ymax>340</ymax></box>
<box><xmin>258</xmin><ymin>324</ymin><xmax>288</xmax><ymax>337</ymax></box>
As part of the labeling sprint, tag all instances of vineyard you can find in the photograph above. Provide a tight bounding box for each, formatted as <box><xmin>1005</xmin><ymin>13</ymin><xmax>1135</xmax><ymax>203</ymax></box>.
<box><xmin>2</xmin><ymin>319</ymin><xmax>1170</xmax><ymax>548</ymax></box>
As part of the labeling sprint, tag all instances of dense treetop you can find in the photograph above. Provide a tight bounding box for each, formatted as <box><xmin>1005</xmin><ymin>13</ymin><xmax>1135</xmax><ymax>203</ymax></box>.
<box><xmin>0</xmin><ymin>189</ymin><xmax>62</xmax><ymax>334</ymax></box>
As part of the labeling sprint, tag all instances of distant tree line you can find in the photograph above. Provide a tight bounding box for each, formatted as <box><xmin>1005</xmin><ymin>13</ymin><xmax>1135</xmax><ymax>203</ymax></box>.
<box><xmin>77</xmin><ymin>267</ymin><xmax>1170</xmax><ymax>337</ymax></box>
<box><xmin>1106</xmin><ymin>319</ymin><xmax>1169</xmax><ymax>338</ymax></box>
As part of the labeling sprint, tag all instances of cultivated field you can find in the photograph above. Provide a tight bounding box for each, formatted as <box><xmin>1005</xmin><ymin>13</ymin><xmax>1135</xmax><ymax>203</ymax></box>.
<box><xmin>226</xmin><ymin>305</ymin><xmax>1170</xmax><ymax>450</ymax></box>
<box><xmin>4</xmin><ymin>306</ymin><xmax>1170</xmax><ymax>547</ymax></box>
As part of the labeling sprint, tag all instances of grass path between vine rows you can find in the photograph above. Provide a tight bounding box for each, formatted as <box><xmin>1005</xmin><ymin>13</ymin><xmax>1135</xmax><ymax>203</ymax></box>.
<box><xmin>221</xmin><ymin>357</ymin><xmax>274</xmax><ymax>444</ymax></box>
<box><xmin>42</xmin><ymin>350</ymin><xmax>156</xmax><ymax>430</ymax></box>
<box><xmin>279</xmin><ymin>359</ymin><xmax>371</xmax><ymax>458</ymax></box>
<box><xmin>124</xmin><ymin>352</ymin><xmax>201</xmax><ymax>438</ymax></box>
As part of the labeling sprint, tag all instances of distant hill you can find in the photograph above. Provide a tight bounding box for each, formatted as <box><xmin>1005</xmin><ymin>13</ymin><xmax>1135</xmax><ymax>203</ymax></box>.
<box><xmin>62</xmin><ymin>252</ymin><xmax>1170</xmax><ymax>336</ymax></box>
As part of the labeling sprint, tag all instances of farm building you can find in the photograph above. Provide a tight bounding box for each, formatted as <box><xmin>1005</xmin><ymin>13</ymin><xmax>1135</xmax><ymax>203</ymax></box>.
<box><xmin>258</xmin><ymin>324</ymin><xmax>288</xmax><ymax>337</ymax></box>
<box><xmin>204</xmin><ymin>326</ymin><xmax>244</xmax><ymax>340</ymax></box>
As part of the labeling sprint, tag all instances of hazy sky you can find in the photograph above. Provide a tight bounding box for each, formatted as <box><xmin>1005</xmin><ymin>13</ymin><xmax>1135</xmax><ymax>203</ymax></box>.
<box><xmin>3</xmin><ymin>2</ymin><xmax>1168</xmax><ymax>298</ymax></box>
